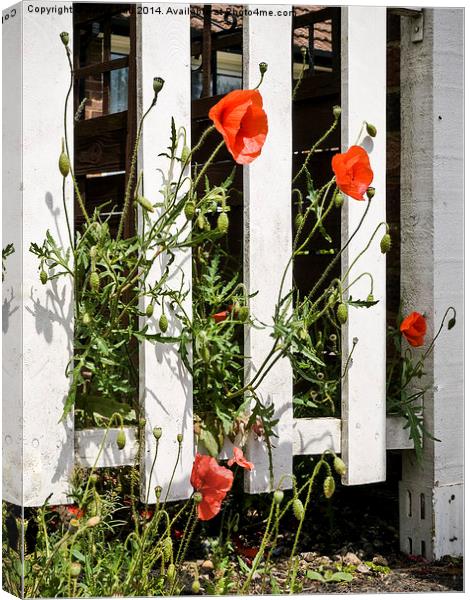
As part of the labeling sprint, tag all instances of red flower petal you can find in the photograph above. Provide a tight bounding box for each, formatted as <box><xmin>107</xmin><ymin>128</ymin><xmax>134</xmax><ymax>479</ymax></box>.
<box><xmin>400</xmin><ymin>312</ymin><xmax>427</xmax><ymax>347</ymax></box>
<box><xmin>209</xmin><ymin>90</ymin><xmax>268</xmax><ymax>165</ymax></box>
<box><xmin>332</xmin><ymin>145</ymin><xmax>373</xmax><ymax>201</ymax></box>
<box><xmin>191</xmin><ymin>454</ymin><xmax>234</xmax><ymax>521</ymax></box>
<box><xmin>227</xmin><ymin>447</ymin><xmax>254</xmax><ymax>471</ymax></box>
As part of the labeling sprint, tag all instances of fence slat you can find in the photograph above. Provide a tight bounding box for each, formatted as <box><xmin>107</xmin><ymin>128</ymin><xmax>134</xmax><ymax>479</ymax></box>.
<box><xmin>75</xmin><ymin>428</ymin><xmax>138</xmax><ymax>469</ymax></box>
<box><xmin>242</xmin><ymin>6</ymin><xmax>293</xmax><ymax>493</ymax></box>
<box><xmin>2</xmin><ymin>3</ymin><xmax>75</xmax><ymax>507</ymax></box>
<box><xmin>138</xmin><ymin>4</ymin><xmax>193</xmax><ymax>503</ymax></box>
<box><xmin>340</xmin><ymin>7</ymin><xmax>387</xmax><ymax>485</ymax></box>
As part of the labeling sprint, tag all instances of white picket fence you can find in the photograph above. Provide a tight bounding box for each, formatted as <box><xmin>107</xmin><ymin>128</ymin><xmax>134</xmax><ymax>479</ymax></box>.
<box><xmin>2</xmin><ymin>3</ymin><xmax>463</xmax><ymax>560</ymax></box>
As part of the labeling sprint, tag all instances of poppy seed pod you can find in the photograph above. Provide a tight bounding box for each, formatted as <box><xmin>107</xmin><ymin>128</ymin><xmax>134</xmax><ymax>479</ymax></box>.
<box><xmin>153</xmin><ymin>77</ymin><xmax>164</xmax><ymax>95</ymax></box>
<box><xmin>274</xmin><ymin>490</ymin><xmax>284</xmax><ymax>505</ymax></box>
<box><xmin>60</xmin><ymin>32</ymin><xmax>69</xmax><ymax>46</ymax></box>
<box><xmin>40</xmin><ymin>270</ymin><xmax>48</xmax><ymax>285</ymax></box>
<box><xmin>159</xmin><ymin>313</ymin><xmax>168</xmax><ymax>333</ymax></box>
<box><xmin>116</xmin><ymin>429</ymin><xmax>126</xmax><ymax>450</ymax></box>
<box><xmin>293</xmin><ymin>498</ymin><xmax>304</xmax><ymax>520</ymax></box>
<box><xmin>366</xmin><ymin>186</ymin><xmax>376</xmax><ymax>200</ymax></box>
<box><xmin>59</xmin><ymin>152</ymin><xmax>70</xmax><ymax>178</ymax></box>
<box><xmin>163</xmin><ymin>537</ymin><xmax>173</xmax><ymax>561</ymax></box>
<box><xmin>238</xmin><ymin>306</ymin><xmax>249</xmax><ymax>323</ymax></box>
<box><xmin>217</xmin><ymin>212</ymin><xmax>229</xmax><ymax>234</ymax></box>
<box><xmin>333</xmin><ymin>456</ymin><xmax>347</xmax><ymax>477</ymax></box>
<box><xmin>333</xmin><ymin>105</ymin><xmax>342</xmax><ymax>119</ymax></box>
<box><xmin>184</xmin><ymin>200</ymin><xmax>196</xmax><ymax>220</ymax></box>
<box><xmin>146</xmin><ymin>303</ymin><xmax>154</xmax><ymax>318</ymax></box>
<box><xmin>336</xmin><ymin>303</ymin><xmax>348</xmax><ymax>324</ymax></box>
<box><xmin>259</xmin><ymin>62</ymin><xmax>268</xmax><ymax>75</ymax></box>
<box><xmin>153</xmin><ymin>426</ymin><xmax>162</xmax><ymax>440</ymax></box>
<box><xmin>166</xmin><ymin>563</ymin><xmax>176</xmax><ymax>581</ymax></box>
<box><xmin>89</xmin><ymin>473</ymin><xmax>99</xmax><ymax>485</ymax></box>
<box><xmin>177</xmin><ymin>433</ymin><xmax>183</xmax><ymax>443</ymax></box>
<box><xmin>69</xmin><ymin>562</ymin><xmax>81</xmax><ymax>578</ymax></box>
<box><xmin>367</xmin><ymin>293</ymin><xmax>375</xmax><ymax>303</ymax></box>
<box><xmin>193</xmin><ymin>491</ymin><xmax>203</xmax><ymax>504</ymax></box>
<box><xmin>366</xmin><ymin>122</ymin><xmax>377</xmax><ymax>137</ymax></box>
<box><xmin>323</xmin><ymin>475</ymin><xmax>336</xmax><ymax>499</ymax></box>
<box><xmin>137</xmin><ymin>195</ymin><xmax>154</xmax><ymax>212</ymax></box>
<box><xmin>90</xmin><ymin>271</ymin><xmax>100</xmax><ymax>293</ymax></box>
<box><xmin>181</xmin><ymin>145</ymin><xmax>191</xmax><ymax>164</ymax></box>
<box><xmin>380</xmin><ymin>233</ymin><xmax>392</xmax><ymax>254</ymax></box>
<box><xmin>334</xmin><ymin>190</ymin><xmax>344</xmax><ymax>208</ymax></box>
<box><xmin>191</xmin><ymin>580</ymin><xmax>201</xmax><ymax>594</ymax></box>
<box><xmin>82</xmin><ymin>312</ymin><xmax>91</xmax><ymax>326</ymax></box>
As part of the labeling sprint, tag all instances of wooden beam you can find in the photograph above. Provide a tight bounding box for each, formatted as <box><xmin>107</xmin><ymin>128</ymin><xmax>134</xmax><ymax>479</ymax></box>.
<box><xmin>340</xmin><ymin>7</ymin><xmax>387</xmax><ymax>485</ymax></box>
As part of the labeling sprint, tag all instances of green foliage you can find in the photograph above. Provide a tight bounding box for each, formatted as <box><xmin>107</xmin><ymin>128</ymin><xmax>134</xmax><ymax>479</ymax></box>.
<box><xmin>2</xmin><ymin>243</ymin><xmax>14</xmax><ymax>281</ymax></box>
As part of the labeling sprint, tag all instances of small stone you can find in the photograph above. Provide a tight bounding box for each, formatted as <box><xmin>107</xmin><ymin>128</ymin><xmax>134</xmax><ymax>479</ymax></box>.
<box><xmin>373</xmin><ymin>555</ymin><xmax>388</xmax><ymax>566</ymax></box>
<box><xmin>201</xmin><ymin>560</ymin><xmax>214</xmax><ymax>571</ymax></box>
<box><xmin>300</xmin><ymin>552</ymin><xmax>317</xmax><ymax>562</ymax></box>
<box><xmin>343</xmin><ymin>552</ymin><xmax>361</xmax><ymax>566</ymax></box>
<box><xmin>357</xmin><ymin>563</ymin><xmax>371</xmax><ymax>574</ymax></box>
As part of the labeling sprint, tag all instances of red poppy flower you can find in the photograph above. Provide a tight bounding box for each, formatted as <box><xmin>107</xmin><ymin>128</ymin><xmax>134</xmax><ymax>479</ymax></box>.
<box><xmin>209</xmin><ymin>89</ymin><xmax>268</xmax><ymax>165</ymax></box>
<box><xmin>140</xmin><ymin>508</ymin><xmax>154</xmax><ymax>520</ymax></box>
<box><xmin>227</xmin><ymin>447</ymin><xmax>254</xmax><ymax>471</ymax></box>
<box><xmin>211</xmin><ymin>310</ymin><xmax>229</xmax><ymax>323</ymax></box>
<box><xmin>232</xmin><ymin>534</ymin><xmax>260</xmax><ymax>559</ymax></box>
<box><xmin>331</xmin><ymin>146</ymin><xmax>373</xmax><ymax>200</ymax></box>
<box><xmin>190</xmin><ymin>453</ymin><xmax>234</xmax><ymax>521</ymax></box>
<box><xmin>400</xmin><ymin>312</ymin><xmax>427</xmax><ymax>347</ymax></box>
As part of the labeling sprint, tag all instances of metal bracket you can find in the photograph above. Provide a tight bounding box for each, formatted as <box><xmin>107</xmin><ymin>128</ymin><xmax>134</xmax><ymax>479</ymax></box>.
<box><xmin>390</xmin><ymin>7</ymin><xmax>424</xmax><ymax>43</ymax></box>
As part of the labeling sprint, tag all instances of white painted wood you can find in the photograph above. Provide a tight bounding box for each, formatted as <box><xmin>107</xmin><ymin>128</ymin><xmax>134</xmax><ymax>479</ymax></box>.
<box><xmin>138</xmin><ymin>5</ymin><xmax>193</xmax><ymax>503</ymax></box>
<box><xmin>75</xmin><ymin>428</ymin><xmax>138</xmax><ymax>469</ymax></box>
<box><xmin>293</xmin><ymin>418</ymin><xmax>341</xmax><ymax>455</ymax></box>
<box><xmin>242</xmin><ymin>6</ymin><xmax>293</xmax><ymax>493</ymax></box>
<box><xmin>2</xmin><ymin>2</ymin><xmax>75</xmax><ymax>507</ymax></box>
<box><xmin>399</xmin><ymin>8</ymin><xmax>464</xmax><ymax>559</ymax></box>
<box><xmin>340</xmin><ymin>7</ymin><xmax>387</xmax><ymax>485</ymax></box>
<box><xmin>385</xmin><ymin>416</ymin><xmax>414</xmax><ymax>451</ymax></box>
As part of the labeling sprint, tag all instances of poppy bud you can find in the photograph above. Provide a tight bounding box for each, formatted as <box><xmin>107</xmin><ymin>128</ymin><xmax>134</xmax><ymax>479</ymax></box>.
<box><xmin>88</xmin><ymin>497</ymin><xmax>101</xmax><ymax>517</ymax></box>
<box><xmin>380</xmin><ymin>233</ymin><xmax>392</xmax><ymax>254</ymax></box>
<box><xmin>238</xmin><ymin>306</ymin><xmax>249</xmax><ymax>323</ymax></box>
<box><xmin>366</xmin><ymin>122</ymin><xmax>377</xmax><ymax>137</ymax></box>
<box><xmin>273</xmin><ymin>490</ymin><xmax>284</xmax><ymax>505</ymax></box>
<box><xmin>59</xmin><ymin>151</ymin><xmax>70</xmax><ymax>178</ymax></box>
<box><xmin>333</xmin><ymin>456</ymin><xmax>347</xmax><ymax>477</ymax></box>
<box><xmin>89</xmin><ymin>473</ymin><xmax>99</xmax><ymax>485</ymax></box>
<box><xmin>40</xmin><ymin>270</ymin><xmax>48</xmax><ymax>285</ymax></box>
<box><xmin>159</xmin><ymin>313</ymin><xmax>168</xmax><ymax>333</ymax></box>
<box><xmin>60</xmin><ymin>32</ymin><xmax>69</xmax><ymax>46</ymax></box>
<box><xmin>448</xmin><ymin>317</ymin><xmax>456</xmax><ymax>330</ymax></box>
<box><xmin>153</xmin><ymin>77</ymin><xmax>164</xmax><ymax>96</ymax></box>
<box><xmin>90</xmin><ymin>271</ymin><xmax>100</xmax><ymax>293</ymax></box>
<box><xmin>136</xmin><ymin>195</ymin><xmax>154</xmax><ymax>212</ymax></box>
<box><xmin>69</xmin><ymin>518</ymin><xmax>80</xmax><ymax>532</ymax></box>
<box><xmin>86</xmin><ymin>516</ymin><xmax>101</xmax><ymax>529</ymax></box>
<box><xmin>333</xmin><ymin>105</ymin><xmax>342</xmax><ymax>119</ymax></box>
<box><xmin>184</xmin><ymin>200</ymin><xmax>196</xmax><ymax>220</ymax></box>
<box><xmin>89</xmin><ymin>245</ymin><xmax>97</xmax><ymax>260</ymax></box>
<box><xmin>367</xmin><ymin>293</ymin><xmax>375</xmax><ymax>303</ymax></box>
<box><xmin>191</xmin><ymin>580</ymin><xmax>201</xmax><ymax>594</ymax></box>
<box><xmin>163</xmin><ymin>537</ymin><xmax>173</xmax><ymax>561</ymax></box>
<box><xmin>193</xmin><ymin>491</ymin><xmax>203</xmax><ymax>504</ymax></box>
<box><xmin>181</xmin><ymin>145</ymin><xmax>191</xmax><ymax>164</ymax></box>
<box><xmin>82</xmin><ymin>312</ymin><xmax>91</xmax><ymax>326</ymax></box>
<box><xmin>334</xmin><ymin>191</ymin><xmax>344</xmax><ymax>208</ymax></box>
<box><xmin>366</xmin><ymin>186</ymin><xmax>376</xmax><ymax>200</ymax></box>
<box><xmin>295</xmin><ymin>212</ymin><xmax>303</xmax><ymax>229</ymax></box>
<box><xmin>153</xmin><ymin>426</ymin><xmax>162</xmax><ymax>440</ymax></box>
<box><xmin>116</xmin><ymin>429</ymin><xmax>126</xmax><ymax>450</ymax></box>
<box><xmin>217</xmin><ymin>212</ymin><xmax>229</xmax><ymax>234</ymax></box>
<box><xmin>336</xmin><ymin>303</ymin><xmax>348</xmax><ymax>324</ymax></box>
<box><xmin>69</xmin><ymin>562</ymin><xmax>81</xmax><ymax>578</ymax></box>
<box><xmin>259</xmin><ymin>62</ymin><xmax>268</xmax><ymax>75</ymax></box>
<box><xmin>177</xmin><ymin>433</ymin><xmax>183</xmax><ymax>443</ymax></box>
<box><xmin>203</xmin><ymin>218</ymin><xmax>211</xmax><ymax>232</ymax></box>
<box><xmin>300</xmin><ymin>46</ymin><xmax>308</xmax><ymax>57</ymax></box>
<box><xmin>146</xmin><ymin>303</ymin><xmax>154</xmax><ymax>318</ymax></box>
<box><xmin>166</xmin><ymin>563</ymin><xmax>175</xmax><ymax>580</ymax></box>
<box><xmin>293</xmin><ymin>498</ymin><xmax>304</xmax><ymax>520</ymax></box>
<box><xmin>323</xmin><ymin>475</ymin><xmax>335</xmax><ymax>499</ymax></box>
<box><xmin>155</xmin><ymin>486</ymin><xmax>162</xmax><ymax>499</ymax></box>
<box><xmin>196</xmin><ymin>213</ymin><xmax>205</xmax><ymax>230</ymax></box>
<box><xmin>201</xmin><ymin>344</ymin><xmax>211</xmax><ymax>363</ymax></box>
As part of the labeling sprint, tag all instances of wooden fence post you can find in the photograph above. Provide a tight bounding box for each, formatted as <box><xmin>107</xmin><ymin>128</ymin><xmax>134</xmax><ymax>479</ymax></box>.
<box><xmin>138</xmin><ymin>4</ymin><xmax>193</xmax><ymax>503</ymax></box>
<box><xmin>242</xmin><ymin>5</ymin><xmax>293</xmax><ymax>493</ymax></box>
<box><xmin>340</xmin><ymin>7</ymin><xmax>387</xmax><ymax>485</ymax></box>
<box><xmin>2</xmin><ymin>2</ymin><xmax>75</xmax><ymax>507</ymax></box>
<box><xmin>399</xmin><ymin>8</ymin><xmax>464</xmax><ymax>559</ymax></box>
